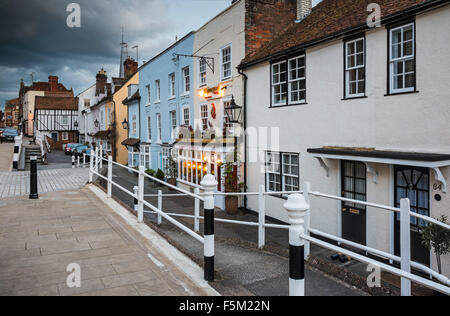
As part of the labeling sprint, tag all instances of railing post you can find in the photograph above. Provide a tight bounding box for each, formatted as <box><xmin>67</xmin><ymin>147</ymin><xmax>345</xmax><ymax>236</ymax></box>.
<box><xmin>107</xmin><ymin>156</ymin><xmax>113</xmax><ymax>197</ymax></box>
<box><xmin>400</xmin><ymin>198</ymin><xmax>411</xmax><ymax>296</ymax></box>
<box><xmin>303</xmin><ymin>182</ymin><xmax>311</xmax><ymax>258</ymax></box>
<box><xmin>99</xmin><ymin>145</ymin><xmax>103</xmax><ymax>169</ymax></box>
<box><xmin>29</xmin><ymin>156</ymin><xmax>39</xmax><ymax>200</ymax></box>
<box><xmin>201</xmin><ymin>174</ymin><xmax>218</xmax><ymax>282</ymax></box>
<box><xmin>258</xmin><ymin>184</ymin><xmax>266</xmax><ymax>249</ymax></box>
<box><xmin>137</xmin><ymin>165</ymin><xmax>145</xmax><ymax>223</ymax></box>
<box><xmin>95</xmin><ymin>148</ymin><xmax>99</xmax><ymax>173</ymax></box>
<box><xmin>157</xmin><ymin>190</ymin><xmax>163</xmax><ymax>225</ymax></box>
<box><xmin>77</xmin><ymin>156</ymin><xmax>80</xmax><ymax>168</ymax></box>
<box><xmin>83</xmin><ymin>153</ymin><xmax>86</xmax><ymax>168</ymax></box>
<box><xmin>72</xmin><ymin>155</ymin><xmax>75</xmax><ymax>169</ymax></box>
<box><xmin>133</xmin><ymin>186</ymin><xmax>139</xmax><ymax>212</ymax></box>
<box><xmin>194</xmin><ymin>188</ymin><xmax>200</xmax><ymax>233</ymax></box>
<box><xmin>89</xmin><ymin>150</ymin><xmax>94</xmax><ymax>183</ymax></box>
<box><xmin>284</xmin><ymin>193</ymin><xmax>310</xmax><ymax>296</ymax></box>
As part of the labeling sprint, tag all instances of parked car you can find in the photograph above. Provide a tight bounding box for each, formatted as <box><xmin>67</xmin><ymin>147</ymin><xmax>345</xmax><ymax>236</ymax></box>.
<box><xmin>3</xmin><ymin>128</ymin><xmax>19</xmax><ymax>141</ymax></box>
<box><xmin>74</xmin><ymin>145</ymin><xmax>89</xmax><ymax>157</ymax></box>
<box><xmin>65</xmin><ymin>143</ymin><xmax>82</xmax><ymax>155</ymax></box>
<box><xmin>0</xmin><ymin>128</ymin><xmax>4</xmax><ymax>143</ymax></box>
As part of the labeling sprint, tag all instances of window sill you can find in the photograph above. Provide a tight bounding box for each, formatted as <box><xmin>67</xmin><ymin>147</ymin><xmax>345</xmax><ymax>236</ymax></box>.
<box><xmin>265</xmin><ymin>193</ymin><xmax>289</xmax><ymax>200</ymax></box>
<box><xmin>342</xmin><ymin>95</ymin><xmax>368</xmax><ymax>101</ymax></box>
<box><xmin>269</xmin><ymin>102</ymin><xmax>307</xmax><ymax>109</ymax></box>
<box><xmin>154</xmin><ymin>101</ymin><xmax>160</xmax><ymax>104</ymax></box>
<box><xmin>145</xmin><ymin>103</ymin><xmax>151</xmax><ymax>107</ymax></box>
<box><xmin>181</xmin><ymin>92</ymin><xmax>190</xmax><ymax>97</ymax></box>
<box><xmin>168</xmin><ymin>97</ymin><xmax>176</xmax><ymax>101</ymax></box>
<box><xmin>385</xmin><ymin>90</ymin><xmax>419</xmax><ymax>97</ymax></box>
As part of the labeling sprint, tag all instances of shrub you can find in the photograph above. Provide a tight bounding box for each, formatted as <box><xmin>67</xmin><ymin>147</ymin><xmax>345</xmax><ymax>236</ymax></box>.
<box><xmin>145</xmin><ymin>169</ymin><xmax>156</xmax><ymax>177</ymax></box>
<box><xmin>155</xmin><ymin>169</ymin><xmax>165</xmax><ymax>181</ymax></box>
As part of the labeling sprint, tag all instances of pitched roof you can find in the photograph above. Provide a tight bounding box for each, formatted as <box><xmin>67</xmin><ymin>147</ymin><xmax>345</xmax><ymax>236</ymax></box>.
<box><xmin>121</xmin><ymin>138</ymin><xmax>140</xmax><ymax>147</ymax></box>
<box><xmin>35</xmin><ymin>96</ymin><xmax>78</xmax><ymax>110</ymax></box>
<box><xmin>240</xmin><ymin>0</ymin><xmax>443</xmax><ymax>67</ymax></box>
<box><xmin>123</xmin><ymin>90</ymin><xmax>140</xmax><ymax>105</ymax></box>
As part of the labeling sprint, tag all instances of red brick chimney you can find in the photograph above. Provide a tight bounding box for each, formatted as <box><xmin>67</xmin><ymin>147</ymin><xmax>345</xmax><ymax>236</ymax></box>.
<box><xmin>124</xmin><ymin>57</ymin><xmax>138</xmax><ymax>80</ymax></box>
<box><xmin>48</xmin><ymin>76</ymin><xmax>59</xmax><ymax>92</ymax></box>
<box><xmin>245</xmin><ymin>0</ymin><xmax>297</xmax><ymax>58</ymax></box>
<box><xmin>96</xmin><ymin>69</ymin><xmax>107</xmax><ymax>96</ymax></box>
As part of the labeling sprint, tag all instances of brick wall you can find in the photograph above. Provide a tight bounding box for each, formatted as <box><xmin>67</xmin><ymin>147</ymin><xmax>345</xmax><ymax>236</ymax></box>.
<box><xmin>46</xmin><ymin>131</ymin><xmax>78</xmax><ymax>151</ymax></box>
<box><xmin>245</xmin><ymin>0</ymin><xmax>297</xmax><ymax>58</ymax></box>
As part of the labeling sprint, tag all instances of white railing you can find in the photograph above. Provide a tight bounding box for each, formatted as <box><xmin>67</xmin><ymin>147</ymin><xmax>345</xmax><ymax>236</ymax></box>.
<box><xmin>88</xmin><ymin>148</ymin><xmax>450</xmax><ymax>296</ymax></box>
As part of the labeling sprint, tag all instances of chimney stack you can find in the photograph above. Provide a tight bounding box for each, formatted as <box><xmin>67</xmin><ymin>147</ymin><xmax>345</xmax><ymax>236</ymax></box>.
<box><xmin>124</xmin><ymin>57</ymin><xmax>138</xmax><ymax>80</ymax></box>
<box><xmin>48</xmin><ymin>76</ymin><xmax>59</xmax><ymax>92</ymax></box>
<box><xmin>296</xmin><ymin>0</ymin><xmax>312</xmax><ymax>22</ymax></box>
<box><xmin>96</xmin><ymin>69</ymin><xmax>107</xmax><ymax>96</ymax></box>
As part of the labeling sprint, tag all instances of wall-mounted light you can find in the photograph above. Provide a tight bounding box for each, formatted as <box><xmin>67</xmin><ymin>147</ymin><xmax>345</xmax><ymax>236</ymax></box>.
<box><xmin>224</xmin><ymin>96</ymin><xmax>243</xmax><ymax>125</ymax></box>
<box><xmin>121</xmin><ymin>118</ymin><xmax>129</xmax><ymax>130</ymax></box>
<box><xmin>94</xmin><ymin>119</ymin><xmax>99</xmax><ymax>128</ymax></box>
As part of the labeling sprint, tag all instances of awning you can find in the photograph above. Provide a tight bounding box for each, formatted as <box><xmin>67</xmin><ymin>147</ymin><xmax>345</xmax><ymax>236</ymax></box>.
<box><xmin>121</xmin><ymin>138</ymin><xmax>140</xmax><ymax>147</ymax></box>
<box><xmin>93</xmin><ymin>130</ymin><xmax>112</xmax><ymax>139</ymax></box>
<box><xmin>307</xmin><ymin>147</ymin><xmax>450</xmax><ymax>192</ymax></box>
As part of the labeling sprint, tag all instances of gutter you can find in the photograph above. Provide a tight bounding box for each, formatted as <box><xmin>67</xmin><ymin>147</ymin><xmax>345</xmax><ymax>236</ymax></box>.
<box><xmin>237</xmin><ymin>67</ymin><xmax>249</xmax><ymax>212</ymax></box>
<box><xmin>239</xmin><ymin>0</ymin><xmax>448</xmax><ymax>70</ymax></box>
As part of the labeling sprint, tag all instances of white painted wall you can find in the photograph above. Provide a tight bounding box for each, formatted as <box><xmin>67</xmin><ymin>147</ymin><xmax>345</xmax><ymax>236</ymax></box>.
<box><xmin>245</xmin><ymin>5</ymin><xmax>450</xmax><ymax>276</ymax></box>
<box><xmin>23</xmin><ymin>90</ymin><xmax>45</xmax><ymax>136</ymax></box>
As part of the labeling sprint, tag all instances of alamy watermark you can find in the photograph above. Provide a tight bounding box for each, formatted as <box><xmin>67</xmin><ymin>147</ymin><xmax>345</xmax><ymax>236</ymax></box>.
<box><xmin>66</xmin><ymin>263</ymin><xmax>81</xmax><ymax>288</ymax></box>
<box><xmin>66</xmin><ymin>3</ymin><xmax>81</xmax><ymax>28</ymax></box>
<box><xmin>367</xmin><ymin>3</ymin><xmax>381</xmax><ymax>28</ymax></box>
<box><xmin>366</xmin><ymin>263</ymin><xmax>381</xmax><ymax>288</ymax></box>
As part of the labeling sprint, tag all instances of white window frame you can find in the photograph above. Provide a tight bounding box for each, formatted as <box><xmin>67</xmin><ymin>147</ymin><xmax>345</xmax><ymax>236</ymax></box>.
<box><xmin>288</xmin><ymin>55</ymin><xmax>306</xmax><ymax>104</ymax></box>
<box><xmin>169</xmin><ymin>73</ymin><xmax>176</xmax><ymax>98</ymax></box>
<box><xmin>140</xmin><ymin>145</ymin><xmax>151</xmax><ymax>170</ymax></box>
<box><xmin>62</xmin><ymin>132</ymin><xmax>69</xmax><ymax>141</ymax></box>
<box><xmin>156</xmin><ymin>113</ymin><xmax>162</xmax><ymax>143</ymax></box>
<box><xmin>220</xmin><ymin>44</ymin><xmax>232</xmax><ymax>81</ymax></box>
<box><xmin>132</xmin><ymin>114</ymin><xmax>137</xmax><ymax>134</ymax></box>
<box><xmin>146</xmin><ymin>84</ymin><xmax>151</xmax><ymax>105</ymax></box>
<box><xmin>155</xmin><ymin>80</ymin><xmax>161</xmax><ymax>102</ymax></box>
<box><xmin>271</xmin><ymin>61</ymin><xmax>287</xmax><ymax>106</ymax></box>
<box><xmin>61</xmin><ymin>115</ymin><xmax>69</xmax><ymax>126</ymax></box>
<box><xmin>147</xmin><ymin>116</ymin><xmax>152</xmax><ymax>143</ymax></box>
<box><xmin>199</xmin><ymin>58</ymin><xmax>207</xmax><ymax>87</ymax></box>
<box><xmin>345</xmin><ymin>38</ymin><xmax>365</xmax><ymax>98</ymax></box>
<box><xmin>200</xmin><ymin>104</ymin><xmax>208</xmax><ymax>131</ymax></box>
<box><xmin>183</xmin><ymin>107</ymin><xmax>190</xmax><ymax>126</ymax></box>
<box><xmin>265</xmin><ymin>151</ymin><xmax>300</xmax><ymax>193</ymax></box>
<box><xmin>170</xmin><ymin>110</ymin><xmax>177</xmax><ymax>141</ymax></box>
<box><xmin>161</xmin><ymin>147</ymin><xmax>171</xmax><ymax>175</ymax></box>
<box><xmin>182</xmin><ymin>67</ymin><xmax>190</xmax><ymax>94</ymax></box>
<box><xmin>223</xmin><ymin>99</ymin><xmax>232</xmax><ymax>130</ymax></box>
<box><xmin>389</xmin><ymin>23</ymin><xmax>415</xmax><ymax>94</ymax></box>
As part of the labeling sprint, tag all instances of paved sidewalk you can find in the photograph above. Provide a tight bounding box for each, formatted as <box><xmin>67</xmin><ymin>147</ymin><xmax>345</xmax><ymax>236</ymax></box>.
<box><xmin>0</xmin><ymin>142</ymin><xmax>14</xmax><ymax>172</ymax></box>
<box><xmin>0</xmin><ymin>168</ymin><xmax>89</xmax><ymax>198</ymax></box>
<box><xmin>0</xmin><ymin>187</ymin><xmax>217</xmax><ymax>296</ymax></box>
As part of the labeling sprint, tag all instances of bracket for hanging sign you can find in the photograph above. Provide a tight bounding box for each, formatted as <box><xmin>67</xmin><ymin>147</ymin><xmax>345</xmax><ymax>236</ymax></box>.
<box><xmin>173</xmin><ymin>53</ymin><xmax>215</xmax><ymax>74</ymax></box>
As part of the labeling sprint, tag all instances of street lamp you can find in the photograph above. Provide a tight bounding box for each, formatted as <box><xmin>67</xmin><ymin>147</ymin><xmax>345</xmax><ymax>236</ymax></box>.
<box><xmin>224</xmin><ymin>96</ymin><xmax>243</xmax><ymax>125</ymax></box>
<box><xmin>74</xmin><ymin>121</ymin><xmax>78</xmax><ymax>128</ymax></box>
<box><xmin>121</xmin><ymin>118</ymin><xmax>129</xmax><ymax>130</ymax></box>
<box><xmin>94</xmin><ymin>119</ymin><xmax>99</xmax><ymax>128</ymax></box>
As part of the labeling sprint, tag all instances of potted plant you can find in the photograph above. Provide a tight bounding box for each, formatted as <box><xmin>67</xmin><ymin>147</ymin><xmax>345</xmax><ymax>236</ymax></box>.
<box><xmin>166</xmin><ymin>155</ymin><xmax>178</xmax><ymax>188</ymax></box>
<box><xmin>421</xmin><ymin>215</ymin><xmax>450</xmax><ymax>295</ymax></box>
<box><xmin>224</xmin><ymin>162</ymin><xmax>244</xmax><ymax>215</ymax></box>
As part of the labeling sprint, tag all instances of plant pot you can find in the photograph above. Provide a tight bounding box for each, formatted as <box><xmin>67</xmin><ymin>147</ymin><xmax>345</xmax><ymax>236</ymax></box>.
<box><xmin>225</xmin><ymin>196</ymin><xmax>239</xmax><ymax>215</ymax></box>
<box><xmin>167</xmin><ymin>178</ymin><xmax>177</xmax><ymax>190</ymax></box>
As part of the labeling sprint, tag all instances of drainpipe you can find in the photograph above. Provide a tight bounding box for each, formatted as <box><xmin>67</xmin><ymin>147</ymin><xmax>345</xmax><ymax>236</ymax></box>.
<box><xmin>237</xmin><ymin>67</ymin><xmax>248</xmax><ymax>212</ymax></box>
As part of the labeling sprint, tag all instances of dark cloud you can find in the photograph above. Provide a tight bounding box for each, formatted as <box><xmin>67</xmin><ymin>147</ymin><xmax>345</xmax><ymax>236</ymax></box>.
<box><xmin>0</xmin><ymin>0</ymin><xmax>176</xmax><ymax>110</ymax></box>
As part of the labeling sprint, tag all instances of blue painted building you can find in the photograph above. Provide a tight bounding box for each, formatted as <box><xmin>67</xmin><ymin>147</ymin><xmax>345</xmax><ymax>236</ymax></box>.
<box><xmin>138</xmin><ymin>32</ymin><xmax>195</xmax><ymax>173</ymax></box>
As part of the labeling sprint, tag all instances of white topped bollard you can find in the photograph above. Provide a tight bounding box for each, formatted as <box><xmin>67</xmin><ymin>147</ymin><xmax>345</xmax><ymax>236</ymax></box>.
<box><xmin>72</xmin><ymin>155</ymin><xmax>75</xmax><ymax>169</ymax></box>
<box><xmin>201</xmin><ymin>174</ymin><xmax>218</xmax><ymax>282</ymax></box>
<box><xmin>284</xmin><ymin>193</ymin><xmax>310</xmax><ymax>296</ymax></box>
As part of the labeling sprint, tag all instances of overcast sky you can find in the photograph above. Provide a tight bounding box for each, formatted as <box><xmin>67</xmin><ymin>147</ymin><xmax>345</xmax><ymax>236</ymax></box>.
<box><xmin>0</xmin><ymin>0</ymin><xmax>322</xmax><ymax>111</ymax></box>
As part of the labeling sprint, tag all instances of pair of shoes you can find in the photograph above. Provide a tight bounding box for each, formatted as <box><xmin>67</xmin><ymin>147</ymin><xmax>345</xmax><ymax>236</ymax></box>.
<box><xmin>331</xmin><ymin>253</ymin><xmax>340</xmax><ymax>261</ymax></box>
<box><xmin>339</xmin><ymin>254</ymin><xmax>350</xmax><ymax>263</ymax></box>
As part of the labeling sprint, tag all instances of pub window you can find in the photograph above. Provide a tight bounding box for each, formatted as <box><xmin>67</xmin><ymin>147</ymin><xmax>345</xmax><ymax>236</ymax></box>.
<box><xmin>200</xmin><ymin>104</ymin><xmax>208</xmax><ymax>131</ymax></box>
<box><xmin>220</xmin><ymin>44</ymin><xmax>232</xmax><ymax>81</ymax></box>
<box><xmin>199</xmin><ymin>58</ymin><xmax>207</xmax><ymax>87</ymax></box>
<box><xmin>389</xmin><ymin>23</ymin><xmax>415</xmax><ymax>94</ymax></box>
<box><xmin>345</xmin><ymin>37</ymin><xmax>365</xmax><ymax>98</ymax></box>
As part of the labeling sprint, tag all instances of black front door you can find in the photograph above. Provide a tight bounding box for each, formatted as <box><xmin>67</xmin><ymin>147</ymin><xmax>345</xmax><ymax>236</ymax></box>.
<box><xmin>394</xmin><ymin>166</ymin><xmax>431</xmax><ymax>267</ymax></box>
<box><xmin>341</xmin><ymin>161</ymin><xmax>367</xmax><ymax>246</ymax></box>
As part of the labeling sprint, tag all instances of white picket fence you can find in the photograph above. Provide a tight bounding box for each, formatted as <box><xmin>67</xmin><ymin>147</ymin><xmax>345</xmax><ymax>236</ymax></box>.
<box><xmin>88</xmin><ymin>147</ymin><xmax>450</xmax><ymax>296</ymax></box>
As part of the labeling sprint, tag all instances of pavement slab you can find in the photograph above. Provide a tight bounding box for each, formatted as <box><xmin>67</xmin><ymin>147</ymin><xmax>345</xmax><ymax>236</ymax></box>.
<box><xmin>0</xmin><ymin>187</ymin><xmax>218</xmax><ymax>296</ymax></box>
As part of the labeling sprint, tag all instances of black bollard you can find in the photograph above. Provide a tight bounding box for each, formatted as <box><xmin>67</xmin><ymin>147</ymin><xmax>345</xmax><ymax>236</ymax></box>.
<box><xmin>29</xmin><ymin>156</ymin><xmax>39</xmax><ymax>199</ymax></box>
